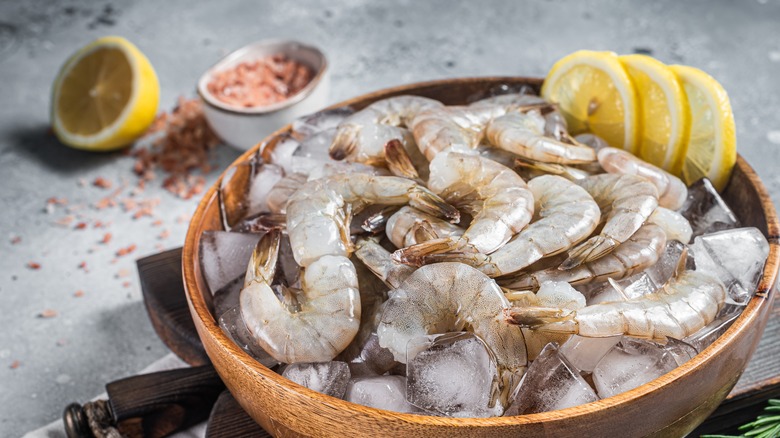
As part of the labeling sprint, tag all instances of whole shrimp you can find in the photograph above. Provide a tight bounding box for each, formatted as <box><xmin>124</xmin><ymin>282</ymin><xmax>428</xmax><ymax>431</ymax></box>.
<box><xmin>287</xmin><ymin>173</ymin><xmax>459</xmax><ymax>266</ymax></box>
<box><xmin>240</xmin><ymin>230</ymin><xmax>361</xmax><ymax>363</ymax></box>
<box><xmin>328</xmin><ymin>95</ymin><xmax>442</xmax><ymax>167</ymax></box>
<box><xmin>397</xmin><ymin>151</ymin><xmax>534</xmax><ymax>257</ymax></box>
<box><xmin>377</xmin><ymin>262</ymin><xmax>527</xmax><ymax>407</ymax></box>
<box><xmin>501</xmin><ymin>224</ymin><xmax>667</xmax><ymax>291</ymax></box>
<box><xmin>410</xmin><ymin>94</ymin><xmax>548</xmax><ymax>160</ymax></box>
<box><xmin>385</xmin><ymin>206</ymin><xmax>463</xmax><ymax>248</ymax></box>
<box><xmin>485</xmin><ymin>111</ymin><xmax>597</xmax><ymax>164</ymax></box>
<box><xmin>395</xmin><ymin>175</ymin><xmax>600</xmax><ymax>278</ymax></box>
<box><xmin>561</xmin><ymin>174</ymin><xmax>659</xmax><ymax>269</ymax></box>
<box><xmin>505</xmin><ymin>269</ymin><xmax>727</xmax><ymax>341</ymax></box>
<box><xmin>598</xmin><ymin>147</ymin><xmax>688</xmax><ymax>210</ymax></box>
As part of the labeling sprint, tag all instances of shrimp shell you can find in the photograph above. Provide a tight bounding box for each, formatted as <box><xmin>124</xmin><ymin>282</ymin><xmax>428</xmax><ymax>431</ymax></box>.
<box><xmin>562</xmin><ymin>174</ymin><xmax>659</xmax><ymax>269</ymax></box>
<box><xmin>598</xmin><ymin>147</ymin><xmax>688</xmax><ymax>210</ymax></box>
<box><xmin>485</xmin><ymin>112</ymin><xmax>597</xmax><ymax>164</ymax></box>
<box><xmin>505</xmin><ymin>270</ymin><xmax>727</xmax><ymax>341</ymax></box>
<box><xmin>502</xmin><ymin>224</ymin><xmax>667</xmax><ymax>290</ymax></box>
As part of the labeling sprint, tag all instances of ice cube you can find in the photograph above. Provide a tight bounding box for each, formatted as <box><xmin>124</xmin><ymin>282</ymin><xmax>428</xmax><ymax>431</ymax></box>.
<box><xmin>296</xmin><ymin>128</ymin><xmax>337</xmax><ymax>162</ymax></box>
<box><xmin>585</xmin><ymin>273</ymin><xmax>657</xmax><ymax>305</ymax></box>
<box><xmin>291</xmin><ymin>107</ymin><xmax>355</xmax><ymax>140</ymax></box>
<box><xmin>682</xmin><ymin>303</ymin><xmax>744</xmax><ymax>352</ymax></box>
<box><xmin>345</xmin><ymin>376</ymin><xmax>419</xmax><ymax>413</ymax></box>
<box><xmin>244</xmin><ymin>163</ymin><xmax>284</xmax><ymax>219</ymax></box>
<box><xmin>341</xmin><ymin>332</ymin><xmax>398</xmax><ymax>377</ymax></box>
<box><xmin>199</xmin><ymin>231</ymin><xmax>261</xmax><ymax>294</ymax></box>
<box><xmin>506</xmin><ymin>343</ymin><xmax>599</xmax><ymax>415</ymax></box>
<box><xmin>212</xmin><ymin>275</ymin><xmax>243</xmax><ymax>318</ymax></box>
<box><xmin>592</xmin><ymin>338</ymin><xmax>678</xmax><ymax>399</ymax></box>
<box><xmin>266</xmin><ymin>134</ymin><xmax>301</xmax><ymax>174</ymax></box>
<box><xmin>692</xmin><ymin>227</ymin><xmax>769</xmax><ymax>304</ymax></box>
<box><xmin>406</xmin><ymin>332</ymin><xmax>503</xmax><ymax>417</ymax></box>
<box><xmin>559</xmin><ymin>335</ymin><xmax>622</xmax><ymax>373</ymax></box>
<box><xmin>645</xmin><ymin>240</ymin><xmax>692</xmax><ymax>286</ymax></box>
<box><xmin>218</xmin><ymin>307</ymin><xmax>278</xmax><ymax>368</ymax></box>
<box><xmin>282</xmin><ymin>361</ymin><xmax>351</xmax><ymax>398</ymax></box>
<box><xmin>663</xmin><ymin>338</ymin><xmax>698</xmax><ymax>366</ymax></box>
<box><xmin>679</xmin><ymin>178</ymin><xmax>740</xmax><ymax>237</ymax></box>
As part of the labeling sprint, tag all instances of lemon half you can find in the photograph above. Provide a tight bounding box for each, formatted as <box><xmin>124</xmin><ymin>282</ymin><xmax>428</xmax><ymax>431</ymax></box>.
<box><xmin>51</xmin><ymin>36</ymin><xmax>159</xmax><ymax>151</ymax></box>
<box><xmin>670</xmin><ymin>65</ymin><xmax>736</xmax><ymax>191</ymax></box>
<box><xmin>620</xmin><ymin>54</ymin><xmax>690</xmax><ymax>174</ymax></box>
<box><xmin>542</xmin><ymin>50</ymin><xmax>639</xmax><ymax>153</ymax></box>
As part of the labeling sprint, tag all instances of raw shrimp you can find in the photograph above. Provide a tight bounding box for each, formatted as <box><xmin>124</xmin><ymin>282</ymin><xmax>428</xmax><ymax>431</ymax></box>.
<box><xmin>385</xmin><ymin>206</ymin><xmax>463</xmax><ymax>248</ymax></box>
<box><xmin>286</xmin><ymin>173</ymin><xmax>459</xmax><ymax>267</ymax></box>
<box><xmin>354</xmin><ymin>237</ymin><xmax>415</xmax><ymax>289</ymax></box>
<box><xmin>377</xmin><ymin>262</ymin><xmax>527</xmax><ymax>404</ymax></box>
<box><xmin>648</xmin><ymin>207</ymin><xmax>693</xmax><ymax>244</ymax></box>
<box><xmin>395</xmin><ymin>175</ymin><xmax>600</xmax><ymax>278</ymax></box>
<box><xmin>329</xmin><ymin>95</ymin><xmax>442</xmax><ymax>166</ymax></box>
<box><xmin>513</xmin><ymin>156</ymin><xmax>591</xmax><ymax>181</ymax></box>
<box><xmin>394</xmin><ymin>151</ymin><xmax>534</xmax><ymax>258</ymax></box>
<box><xmin>561</xmin><ymin>174</ymin><xmax>659</xmax><ymax>269</ymax></box>
<box><xmin>505</xmin><ymin>270</ymin><xmax>727</xmax><ymax>341</ymax></box>
<box><xmin>240</xmin><ymin>230</ymin><xmax>361</xmax><ymax>363</ymax></box>
<box><xmin>598</xmin><ymin>147</ymin><xmax>688</xmax><ymax>210</ymax></box>
<box><xmin>502</xmin><ymin>224</ymin><xmax>667</xmax><ymax>290</ymax></box>
<box><xmin>411</xmin><ymin>94</ymin><xmax>549</xmax><ymax>160</ymax></box>
<box><xmin>485</xmin><ymin>111</ymin><xmax>597</xmax><ymax>164</ymax></box>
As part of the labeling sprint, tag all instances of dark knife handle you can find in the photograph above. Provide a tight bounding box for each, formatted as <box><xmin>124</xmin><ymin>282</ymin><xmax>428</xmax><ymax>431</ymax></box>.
<box><xmin>64</xmin><ymin>365</ymin><xmax>225</xmax><ymax>438</ymax></box>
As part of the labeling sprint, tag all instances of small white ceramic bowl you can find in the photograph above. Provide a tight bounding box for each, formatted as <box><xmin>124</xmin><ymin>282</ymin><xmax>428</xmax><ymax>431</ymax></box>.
<box><xmin>198</xmin><ymin>40</ymin><xmax>330</xmax><ymax>150</ymax></box>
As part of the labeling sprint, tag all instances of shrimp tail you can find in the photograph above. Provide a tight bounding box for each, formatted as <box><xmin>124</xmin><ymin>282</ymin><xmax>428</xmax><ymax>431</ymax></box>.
<box><xmin>410</xmin><ymin>220</ymin><xmax>440</xmax><ymax>243</ymax></box>
<box><xmin>408</xmin><ymin>188</ymin><xmax>461</xmax><ymax>223</ymax></box>
<box><xmin>560</xmin><ymin>235</ymin><xmax>618</xmax><ymax>270</ymax></box>
<box><xmin>384</xmin><ymin>139</ymin><xmax>420</xmax><ymax>181</ymax></box>
<box><xmin>246</xmin><ymin>229</ymin><xmax>282</xmax><ymax>286</ymax></box>
<box><xmin>514</xmin><ymin>157</ymin><xmax>587</xmax><ymax>181</ymax></box>
<box><xmin>391</xmin><ymin>237</ymin><xmax>463</xmax><ymax>266</ymax></box>
<box><xmin>329</xmin><ymin>127</ymin><xmax>358</xmax><ymax>160</ymax></box>
<box><xmin>497</xmin><ymin>273</ymin><xmax>537</xmax><ymax>291</ymax></box>
<box><xmin>504</xmin><ymin>306</ymin><xmax>577</xmax><ymax>333</ymax></box>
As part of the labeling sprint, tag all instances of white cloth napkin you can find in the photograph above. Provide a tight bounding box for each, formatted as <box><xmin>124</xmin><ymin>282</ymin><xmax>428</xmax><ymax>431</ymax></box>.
<box><xmin>22</xmin><ymin>353</ymin><xmax>207</xmax><ymax>438</ymax></box>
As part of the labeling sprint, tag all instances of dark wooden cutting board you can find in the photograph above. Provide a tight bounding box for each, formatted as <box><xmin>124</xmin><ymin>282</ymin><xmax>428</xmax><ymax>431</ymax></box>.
<box><xmin>137</xmin><ymin>248</ymin><xmax>780</xmax><ymax>437</ymax></box>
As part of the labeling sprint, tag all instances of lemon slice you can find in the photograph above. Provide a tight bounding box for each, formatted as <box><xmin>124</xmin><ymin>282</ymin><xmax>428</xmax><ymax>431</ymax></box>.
<box><xmin>542</xmin><ymin>50</ymin><xmax>639</xmax><ymax>153</ymax></box>
<box><xmin>669</xmin><ymin>65</ymin><xmax>736</xmax><ymax>191</ymax></box>
<box><xmin>51</xmin><ymin>36</ymin><xmax>159</xmax><ymax>151</ymax></box>
<box><xmin>619</xmin><ymin>54</ymin><xmax>690</xmax><ymax>174</ymax></box>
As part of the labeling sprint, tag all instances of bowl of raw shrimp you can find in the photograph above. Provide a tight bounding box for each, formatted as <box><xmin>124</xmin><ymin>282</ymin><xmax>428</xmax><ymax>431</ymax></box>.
<box><xmin>183</xmin><ymin>77</ymin><xmax>780</xmax><ymax>437</ymax></box>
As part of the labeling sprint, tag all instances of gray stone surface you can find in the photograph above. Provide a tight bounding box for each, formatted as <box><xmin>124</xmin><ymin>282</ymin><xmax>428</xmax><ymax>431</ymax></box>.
<box><xmin>1</xmin><ymin>0</ymin><xmax>779</xmax><ymax>435</ymax></box>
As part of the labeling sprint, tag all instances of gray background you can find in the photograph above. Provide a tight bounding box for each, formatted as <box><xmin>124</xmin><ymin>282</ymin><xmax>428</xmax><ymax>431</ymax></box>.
<box><xmin>1</xmin><ymin>0</ymin><xmax>779</xmax><ymax>435</ymax></box>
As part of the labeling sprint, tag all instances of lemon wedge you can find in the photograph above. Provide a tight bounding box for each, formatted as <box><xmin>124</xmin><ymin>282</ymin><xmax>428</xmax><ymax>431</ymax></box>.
<box><xmin>542</xmin><ymin>50</ymin><xmax>639</xmax><ymax>153</ymax></box>
<box><xmin>51</xmin><ymin>36</ymin><xmax>159</xmax><ymax>151</ymax></box>
<box><xmin>619</xmin><ymin>54</ymin><xmax>690</xmax><ymax>174</ymax></box>
<box><xmin>669</xmin><ymin>65</ymin><xmax>736</xmax><ymax>191</ymax></box>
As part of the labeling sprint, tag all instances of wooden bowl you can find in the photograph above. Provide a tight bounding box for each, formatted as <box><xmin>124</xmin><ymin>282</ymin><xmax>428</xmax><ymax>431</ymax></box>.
<box><xmin>183</xmin><ymin>77</ymin><xmax>780</xmax><ymax>437</ymax></box>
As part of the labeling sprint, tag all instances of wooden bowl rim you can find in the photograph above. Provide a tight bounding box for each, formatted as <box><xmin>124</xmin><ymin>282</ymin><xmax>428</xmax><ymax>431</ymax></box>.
<box><xmin>183</xmin><ymin>76</ymin><xmax>780</xmax><ymax>427</ymax></box>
